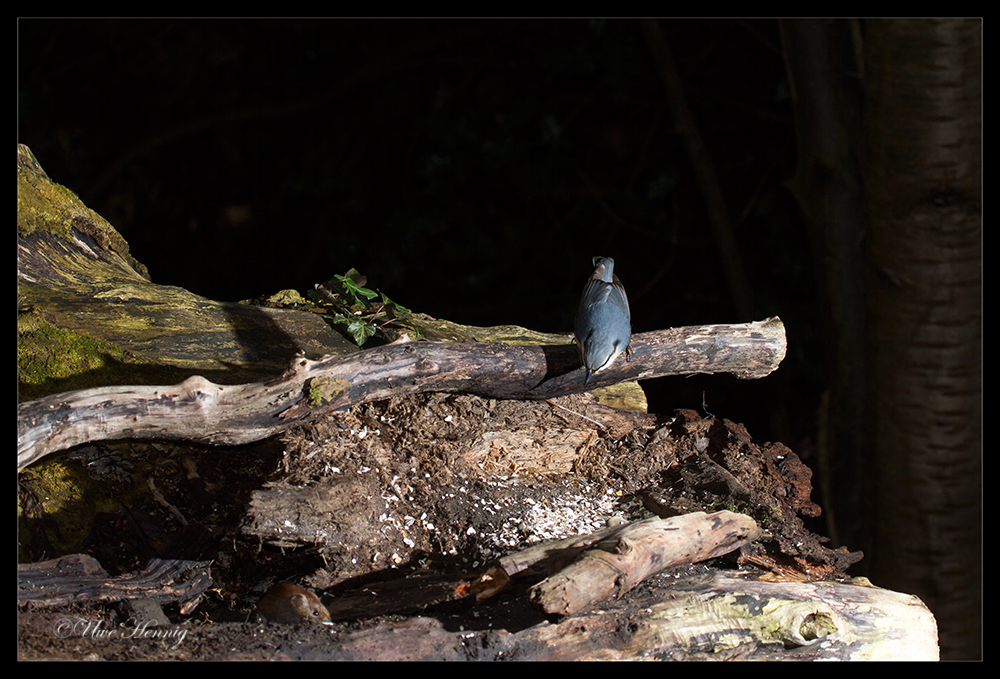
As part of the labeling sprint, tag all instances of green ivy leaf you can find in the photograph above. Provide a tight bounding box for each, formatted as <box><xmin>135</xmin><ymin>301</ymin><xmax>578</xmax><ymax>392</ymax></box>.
<box><xmin>345</xmin><ymin>318</ymin><xmax>376</xmax><ymax>345</ymax></box>
<box><xmin>339</xmin><ymin>277</ymin><xmax>379</xmax><ymax>303</ymax></box>
<box><xmin>309</xmin><ymin>268</ymin><xmax>421</xmax><ymax>346</ymax></box>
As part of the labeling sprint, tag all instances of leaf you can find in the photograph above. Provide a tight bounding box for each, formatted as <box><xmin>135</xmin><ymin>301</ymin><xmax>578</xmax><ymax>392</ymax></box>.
<box><xmin>310</xmin><ymin>269</ymin><xmax>417</xmax><ymax>346</ymax></box>
<box><xmin>342</xmin><ymin>268</ymin><xmax>367</xmax><ymax>287</ymax></box>
<box><xmin>334</xmin><ymin>269</ymin><xmax>378</xmax><ymax>304</ymax></box>
<box><xmin>346</xmin><ymin>318</ymin><xmax>376</xmax><ymax>345</ymax></box>
<box><xmin>331</xmin><ymin>315</ymin><xmax>376</xmax><ymax>346</ymax></box>
<box><xmin>377</xmin><ymin>291</ymin><xmax>409</xmax><ymax>318</ymax></box>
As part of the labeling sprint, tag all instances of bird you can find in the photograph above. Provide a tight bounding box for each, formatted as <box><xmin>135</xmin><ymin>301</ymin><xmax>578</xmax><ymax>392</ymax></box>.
<box><xmin>256</xmin><ymin>582</ymin><xmax>332</xmax><ymax>625</ymax></box>
<box><xmin>574</xmin><ymin>257</ymin><xmax>631</xmax><ymax>386</ymax></box>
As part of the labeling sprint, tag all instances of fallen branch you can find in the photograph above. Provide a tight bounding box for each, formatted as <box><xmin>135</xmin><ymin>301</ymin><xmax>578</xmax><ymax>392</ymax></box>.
<box><xmin>17</xmin><ymin>317</ymin><xmax>785</xmax><ymax>470</ymax></box>
<box><xmin>17</xmin><ymin>554</ymin><xmax>212</xmax><ymax>610</ymax></box>
<box><xmin>528</xmin><ymin>511</ymin><xmax>760</xmax><ymax>616</ymax></box>
<box><xmin>320</xmin><ymin>511</ymin><xmax>757</xmax><ymax>621</ymax></box>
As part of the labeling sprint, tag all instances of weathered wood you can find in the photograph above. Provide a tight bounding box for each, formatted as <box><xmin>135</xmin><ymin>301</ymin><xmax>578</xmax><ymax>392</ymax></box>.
<box><xmin>17</xmin><ymin>145</ymin><xmax>786</xmax><ymax>471</ymax></box>
<box><xmin>17</xmin><ymin>554</ymin><xmax>212</xmax><ymax>610</ymax></box>
<box><xmin>22</xmin><ymin>571</ymin><xmax>931</xmax><ymax>661</ymax></box>
<box><xmin>529</xmin><ymin>512</ymin><xmax>759</xmax><ymax>616</ymax></box>
<box><xmin>235</xmin><ymin>395</ymin><xmax>858</xmax><ymax>589</ymax></box>
<box><xmin>505</xmin><ymin>573</ymin><xmax>938</xmax><ymax>661</ymax></box>
<box><xmin>319</xmin><ymin>511</ymin><xmax>756</xmax><ymax>621</ymax></box>
<box><xmin>17</xmin><ymin>317</ymin><xmax>785</xmax><ymax>471</ymax></box>
<box><xmin>15</xmin><ymin>531</ymin><xmax>936</xmax><ymax>661</ymax></box>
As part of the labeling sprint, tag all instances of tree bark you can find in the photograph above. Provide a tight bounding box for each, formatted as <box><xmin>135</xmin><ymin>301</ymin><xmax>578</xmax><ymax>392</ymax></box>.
<box><xmin>781</xmin><ymin>19</ymin><xmax>981</xmax><ymax>660</ymax></box>
<box><xmin>862</xmin><ymin>18</ymin><xmax>982</xmax><ymax>661</ymax></box>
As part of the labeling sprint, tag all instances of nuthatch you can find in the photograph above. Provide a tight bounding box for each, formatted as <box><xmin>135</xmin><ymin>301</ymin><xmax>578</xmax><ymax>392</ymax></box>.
<box><xmin>574</xmin><ymin>257</ymin><xmax>631</xmax><ymax>385</ymax></box>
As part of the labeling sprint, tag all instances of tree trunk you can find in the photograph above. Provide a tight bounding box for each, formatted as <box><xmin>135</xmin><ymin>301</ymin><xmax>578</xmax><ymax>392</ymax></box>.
<box><xmin>781</xmin><ymin>18</ymin><xmax>981</xmax><ymax>660</ymax></box>
<box><xmin>862</xmin><ymin>18</ymin><xmax>982</xmax><ymax>661</ymax></box>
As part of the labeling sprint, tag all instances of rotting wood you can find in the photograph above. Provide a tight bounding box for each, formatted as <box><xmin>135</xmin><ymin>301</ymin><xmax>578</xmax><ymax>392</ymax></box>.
<box><xmin>319</xmin><ymin>511</ymin><xmax>756</xmax><ymax>621</ymax></box>
<box><xmin>15</xmin><ymin>560</ymin><xmax>939</xmax><ymax>660</ymax></box>
<box><xmin>17</xmin><ymin>317</ymin><xmax>785</xmax><ymax>471</ymax></box>
<box><xmin>17</xmin><ymin>553</ymin><xmax>212</xmax><ymax>611</ymax></box>
<box><xmin>306</xmin><ymin>568</ymin><xmax>938</xmax><ymax>660</ymax></box>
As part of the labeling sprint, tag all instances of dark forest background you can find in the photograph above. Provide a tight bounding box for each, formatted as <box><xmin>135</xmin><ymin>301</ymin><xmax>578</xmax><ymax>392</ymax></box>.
<box><xmin>17</xmin><ymin>19</ymin><xmax>980</xmax><ymax>659</ymax></box>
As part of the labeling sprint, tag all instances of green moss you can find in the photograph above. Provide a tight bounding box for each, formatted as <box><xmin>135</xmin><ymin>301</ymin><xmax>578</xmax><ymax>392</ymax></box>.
<box><xmin>17</xmin><ymin>164</ymin><xmax>150</xmax><ymax>280</ymax></box>
<box><xmin>16</xmin><ymin>166</ymin><xmax>83</xmax><ymax>240</ymax></box>
<box><xmin>17</xmin><ymin>307</ymin><xmax>148</xmax><ymax>402</ymax></box>
<box><xmin>18</xmin><ymin>461</ymin><xmax>91</xmax><ymax>558</ymax></box>
<box><xmin>308</xmin><ymin>376</ymin><xmax>353</xmax><ymax>406</ymax></box>
<box><xmin>17</xmin><ymin>450</ymin><xmax>151</xmax><ymax>564</ymax></box>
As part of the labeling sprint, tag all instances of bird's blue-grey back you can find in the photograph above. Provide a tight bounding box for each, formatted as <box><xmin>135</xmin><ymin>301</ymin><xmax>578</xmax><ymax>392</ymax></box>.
<box><xmin>574</xmin><ymin>257</ymin><xmax>631</xmax><ymax>383</ymax></box>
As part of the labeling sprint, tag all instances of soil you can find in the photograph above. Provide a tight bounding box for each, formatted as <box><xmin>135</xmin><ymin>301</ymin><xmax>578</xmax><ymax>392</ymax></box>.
<box><xmin>18</xmin><ymin>390</ymin><xmax>861</xmax><ymax>660</ymax></box>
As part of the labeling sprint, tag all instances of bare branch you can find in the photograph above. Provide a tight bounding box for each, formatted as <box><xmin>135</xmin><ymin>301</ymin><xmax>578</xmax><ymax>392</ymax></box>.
<box><xmin>18</xmin><ymin>318</ymin><xmax>785</xmax><ymax>470</ymax></box>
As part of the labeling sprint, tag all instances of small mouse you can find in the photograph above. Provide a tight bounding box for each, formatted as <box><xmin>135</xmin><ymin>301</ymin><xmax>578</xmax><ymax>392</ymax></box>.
<box><xmin>256</xmin><ymin>582</ymin><xmax>331</xmax><ymax>625</ymax></box>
